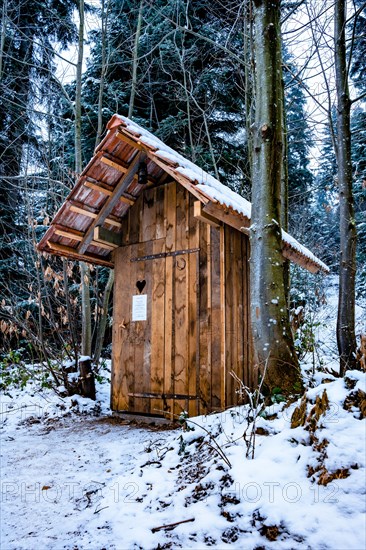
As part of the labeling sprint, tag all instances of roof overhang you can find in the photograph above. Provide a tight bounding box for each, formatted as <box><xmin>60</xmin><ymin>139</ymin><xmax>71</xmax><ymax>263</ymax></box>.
<box><xmin>38</xmin><ymin>115</ymin><xmax>329</xmax><ymax>274</ymax></box>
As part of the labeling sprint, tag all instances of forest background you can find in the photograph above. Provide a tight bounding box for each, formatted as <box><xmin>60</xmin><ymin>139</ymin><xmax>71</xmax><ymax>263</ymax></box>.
<box><xmin>0</xmin><ymin>0</ymin><xmax>365</xmax><ymax>390</ymax></box>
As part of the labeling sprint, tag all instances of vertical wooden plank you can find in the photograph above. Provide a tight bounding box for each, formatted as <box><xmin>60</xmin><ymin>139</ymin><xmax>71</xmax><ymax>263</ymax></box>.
<box><xmin>235</xmin><ymin>229</ymin><xmax>245</xmax><ymax>404</ymax></box>
<box><xmin>150</xmin><ymin>238</ymin><xmax>166</xmax><ymax>416</ymax></box>
<box><xmin>187</xmin><ymin>194</ymin><xmax>200</xmax><ymax>417</ymax></box>
<box><xmin>134</xmin><ymin>240</ymin><xmax>153</xmax><ymax>414</ymax></box>
<box><xmin>206</xmin><ymin>224</ymin><xmax>212</xmax><ymax>411</ymax></box>
<box><xmin>164</xmin><ymin>255</ymin><xmax>174</xmax><ymax>419</ymax></box>
<box><xmin>155</xmin><ymin>185</ymin><xmax>165</xmax><ymax>240</ymax></box>
<box><xmin>165</xmin><ymin>182</ymin><xmax>176</xmax><ymax>253</ymax></box>
<box><xmin>111</xmin><ymin>250</ymin><xmax>119</xmax><ymax>410</ymax></box>
<box><xmin>220</xmin><ymin>226</ymin><xmax>226</xmax><ymax>410</ymax></box>
<box><xmin>224</xmin><ymin>226</ymin><xmax>236</xmax><ymax>408</ymax></box>
<box><xmin>210</xmin><ymin>226</ymin><xmax>222</xmax><ymax>411</ymax></box>
<box><xmin>241</xmin><ymin>234</ymin><xmax>249</xmax><ymax>389</ymax></box>
<box><xmin>117</xmin><ymin>244</ymin><xmax>138</xmax><ymax>412</ymax></box>
<box><xmin>111</xmin><ymin>245</ymin><xmax>131</xmax><ymax>411</ymax></box>
<box><xmin>198</xmin><ymin>222</ymin><xmax>210</xmax><ymax>415</ymax></box>
<box><xmin>163</xmin><ymin>182</ymin><xmax>176</xmax><ymax>418</ymax></box>
<box><xmin>224</xmin><ymin>228</ymin><xmax>246</xmax><ymax>408</ymax></box>
<box><xmin>172</xmin><ymin>255</ymin><xmax>187</xmax><ymax>417</ymax></box>
<box><xmin>119</xmin><ymin>215</ymin><xmax>130</xmax><ymax>246</ymax></box>
<box><xmin>175</xmin><ymin>183</ymin><xmax>190</xmax><ymax>250</ymax></box>
<box><xmin>126</xmin><ymin>243</ymin><xmax>139</xmax><ymax>412</ymax></box>
<box><xmin>140</xmin><ymin>187</ymin><xmax>156</xmax><ymax>242</ymax></box>
<box><xmin>172</xmin><ymin>185</ymin><xmax>189</xmax><ymax>417</ymax></box>
<box><xmin>127</xmin><ymin>194</ymin><xmax>142</xmax><ymax>245</ymax></box>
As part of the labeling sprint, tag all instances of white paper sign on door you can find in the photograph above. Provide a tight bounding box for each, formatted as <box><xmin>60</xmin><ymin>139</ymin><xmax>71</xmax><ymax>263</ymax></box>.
<box><xmin>132</xmin><ymin>294</ymin><xmax>147</xmax><ymax>321</ymax></box>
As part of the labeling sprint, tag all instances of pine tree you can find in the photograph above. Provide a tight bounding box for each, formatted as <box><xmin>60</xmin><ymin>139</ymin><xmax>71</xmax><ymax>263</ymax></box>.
<box><xmin>312</xmin><ymin>119</ymin><xmax>340</xmax><ymax>271</ymax></box>
<box><xmin>349</xmin><ymin>0</ymin><xmax>366</xmax><ymax>298</ymax></box>
<box><xmin>67</xmin><ymin>0</ymin><xmax>250</xmax><ymax>192</ymax></box>
<box><xmin>351</xmin><ymin>107</ymin><xmax>366</xmax><ymax>298</ymax></box>
<box><xmin>283</xmin><ymin>51</ymin><xmax>314</xmax><ymax>229</ymax></box>
<box><xmin>0</xmin><ymin>0</ymin><xmax>76</xmax><ymax>272</ymax></box>
<box><xmin>349</xmin><ymin>0</ymin><xmax>366</xmax><ymax>96</ymax></box>
<box><xmin>0</xmin><ymin>0</ymin><xmax>77</xmax><ymax>358</ymax></box>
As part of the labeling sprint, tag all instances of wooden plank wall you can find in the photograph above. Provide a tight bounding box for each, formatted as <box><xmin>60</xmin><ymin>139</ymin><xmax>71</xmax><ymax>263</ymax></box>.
<box><xmin>223</xmin><ymin>224</ymin><xmax>254</xmax><ymax>407</ymax></box>
<box><xmin>113</xmin><ymin>183</ymin><xmax>201</xmax><ymax>416</ymax></box>
<box><xmin>210</xmin><ymin>226</ymin><xmax>222</xmax><ymax>411</ymax></box>
<box><xmin>111</xmin><ymin>180</ymin><xmax>253</xmax><ymax>417</ymax></box>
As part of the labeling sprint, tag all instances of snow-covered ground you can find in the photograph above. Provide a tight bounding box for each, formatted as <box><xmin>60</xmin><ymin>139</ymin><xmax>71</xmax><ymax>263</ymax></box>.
<box><xmin>312</xmin><ymin>276</ymin><xmax>366</xmax><ymax>375</ymax></box>
<box><xmin>1</xmin><ymin>277</ymin><xmax>365</xmax><ymax>550</ymax></box>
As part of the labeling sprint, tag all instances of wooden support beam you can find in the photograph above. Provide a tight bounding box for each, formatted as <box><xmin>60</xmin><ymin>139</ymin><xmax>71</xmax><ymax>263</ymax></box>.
<box><xmin>193</xmin><ymin>201</ymin><xmax>221</xmax><ymax>228</ymax></box>
<box><xmin>281</xmin><ymin>245</ymin><xmax>319</xmax><ymax>274</ymax></box>
<box><xmin>115</xmin><ymin>130</ymin><xmax>148</xmax><ymax>152</ymax></box>
<box><xmin>46</xmin><ymin>240</ymin><xmax>114</xmax><ymax>268</ymax></box>
<box><xmin>54</xmin><ymin>227</ymin><xmax>115</xmax><ymax>251</ymax></box>
<box><xmin>147</xmin><ymin>155</ymin><xmax>209</xmax><ymax>203</ymax></box>
<box><xmin>70</xmin><ymin>204</ymin><xmax>97</xmax><ymax>218</ymax></box>
<box><xmin>69</xmin><ymin>204</ymin><xmax>122</xmax><ymax>229</ymax></box>
<box><xmin>202</xmin><ymin>201</ymin><xmax>250</xmax><ymax>234</ymax></box>
<box><xmin>77</xmin><ymin>152</ymin><xmax>146</xmax><ymax>254</ymax></box>
<box><xmin>91</xmin><ymin>240</ymin><xmax>116</xmax><ymax>251</ymax></box>
<box><xmin>101</xmin><ymin>156</ymin><xmax>128</xmax><ymax>173</ymax></box>
<box><xmin>116</xmin><ymin>130</ymin><xmax>204</xmax><ymax>194</ymax></box>
<box><xmin>54</xmin><ymin>228</ymin><xmax>83</xmax><ymax>241</ymax></box>
<box><xmin>84</xmin><ymin>180</ymin><xmax>135</xmax><ymax>205</ymax></box>
<box><xmin>84</xmin><ymin>179</ymin><xmax>113</xmax><ymax>195</ymax></box>
<box><xmin>93</xmin><ymin>226</ymin><xmax>121</xmax><ymax>248</ymax></box>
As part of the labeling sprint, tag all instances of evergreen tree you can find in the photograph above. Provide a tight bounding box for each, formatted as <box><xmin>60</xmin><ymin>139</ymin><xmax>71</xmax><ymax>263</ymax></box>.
<box><xmin>351</xmin><ymin>106</ymin><xmax>366</xmax><ymax>298</ymax></box>
<box><xmin>349</xmin><ymin>0</ymin><xmax>366</xmax><ymax>298</ymax></box>
<box><xmin>349</xmin><ymin>0</ymin><xmax>366</xmax><ymax>97</ymax></box>
<box><xmin>0</xmin><ymin>0</ymin><xmax>77</xmax><ymax>358</ymax></box>
<box><xmin>312</xmin><ymin>120</ymin><xmax>340</xmax><ymax>272</ymax></box>
<box><xmin>283</xmin><ymin>51</ymin><xmax>314</xmax><ymax>229</ymax></box>
<box><xmin>0</xmin><ymin>0</ymin><xmax>76</xmax><ymax>274</ymax></box>
<box><xmin>61</xmin><ymin>0</ymin><xmax>250</xmax><ymax>193</ymax></box>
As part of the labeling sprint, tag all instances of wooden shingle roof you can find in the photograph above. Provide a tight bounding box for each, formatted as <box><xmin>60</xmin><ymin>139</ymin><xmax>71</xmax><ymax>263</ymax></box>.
<box><xmin>38</xmin><ymin>114</ymin><xmax>329</xmax><ymax>274</ymax></box>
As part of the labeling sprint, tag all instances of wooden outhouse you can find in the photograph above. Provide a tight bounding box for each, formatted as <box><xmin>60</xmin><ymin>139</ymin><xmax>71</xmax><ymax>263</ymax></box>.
<box><xmin>38</xmin><ymin>115</ymin><xmax>328</xmax><ymax>418</ymax></box>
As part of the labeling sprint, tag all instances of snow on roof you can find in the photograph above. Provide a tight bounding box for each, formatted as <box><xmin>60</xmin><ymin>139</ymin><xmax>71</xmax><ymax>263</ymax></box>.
<box><xmin>112</xmin><ymin>115</ymin><xmax>329</xmax><ymax>274</ymax></box>
<box><xmin>282</xmin><ymin>230</ymin><xmax>329</xmax><ymax>273</ymax></box>
<box><xmin>113</xmin><ymin>116</ymin><xmax>252</xmax><ymax>219</ymax></box>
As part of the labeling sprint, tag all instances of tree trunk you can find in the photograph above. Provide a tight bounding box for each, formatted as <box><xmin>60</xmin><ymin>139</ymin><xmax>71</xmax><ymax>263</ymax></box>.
<box><xmin>92</xmin><ymin>0</ymin><xmax>114</xmax><ymax>367</ymax></box>
<box><xmin>80</xmin><ymin>261</ymin><xmax>92</xmax><ymax>357</ymax></box>
<box><xmin>95</xmin><ymin>0</ymin><xmax>110</xmax><ymax>149</ymax></box>
<box><xmin>93</xmin><ymin>268</ymin><xmax>114</xmax><ymax>367</ymax></box>
<box><xmin>79</xmin><ymin>358</ymin><xmax>96</xmax><ymax>400</ymax></box>
<box><xmin>334</xmin><ymin>0</ymin><xmax>357</xmax><ymax>374</ymax></box>
<box><xmin>75</xmin><ymin>1</ymin><xmax>93</xmax><ymax>386</ymax></box>
<box><xmin>250</xmin><ymin>0</ymin><xmax>302</xmax><ymax>395</ymax></box>
<box><xmin>0</xmin><ymin>0</ymin><xmax>7</xmax><ymax>80</ymax></box>
<box><xmin>63</xmin><ymin>259</ymin><xmax>78</xmax><ymax>361</ymax></box>
<box><xmin>75</xmin><ymin>0</ymin><xmax>84</xmax><ymax>178</ymax></box>
<box><xmin>128</xmin><ymin>0</ymin><xmax>143</xmax><ymax>119</ymax></box>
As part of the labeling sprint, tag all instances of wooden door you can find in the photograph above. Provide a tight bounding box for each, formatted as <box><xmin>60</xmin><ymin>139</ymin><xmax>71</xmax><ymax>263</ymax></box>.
<box><xmin>111</xmin><ymin>240</ymin><xmax>200</xmax><ymax>418</ymax></box>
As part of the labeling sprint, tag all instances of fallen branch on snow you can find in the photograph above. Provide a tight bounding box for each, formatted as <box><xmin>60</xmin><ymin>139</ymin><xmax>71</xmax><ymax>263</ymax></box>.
<box><xmin>151</xmin><ymin>518</ymin><xmax>195</xmax><ymax>533</ymax></box>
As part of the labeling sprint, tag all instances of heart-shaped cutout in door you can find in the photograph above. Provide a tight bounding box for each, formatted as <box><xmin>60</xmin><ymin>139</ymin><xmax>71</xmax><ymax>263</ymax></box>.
<box><xmin>136</xmin><ymin>279</ymin><xmax>146</xmax><ymax>294</ymax></box>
